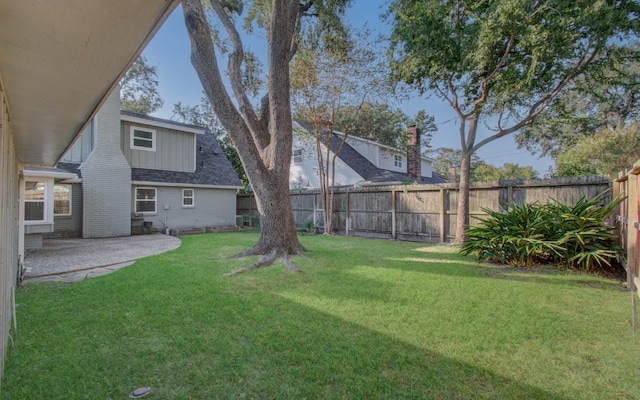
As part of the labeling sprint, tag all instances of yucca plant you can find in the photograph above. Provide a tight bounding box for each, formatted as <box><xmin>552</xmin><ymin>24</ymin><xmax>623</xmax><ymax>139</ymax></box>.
<box><xmin>461</xmin><ymin>190</ymin><xmax>624</xmax><ymax>272</ymax></box>
<box><xmin>461</xmin><ymin>203</ymin><xmax>561</xmax><ymax>267</ymax></box>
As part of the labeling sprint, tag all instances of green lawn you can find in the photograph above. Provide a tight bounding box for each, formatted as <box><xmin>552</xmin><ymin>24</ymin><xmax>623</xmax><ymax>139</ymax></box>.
<box><xmin>3</xmin><ymin>232</ymin><xmax>637</xmax><ymax>399</ymax></box>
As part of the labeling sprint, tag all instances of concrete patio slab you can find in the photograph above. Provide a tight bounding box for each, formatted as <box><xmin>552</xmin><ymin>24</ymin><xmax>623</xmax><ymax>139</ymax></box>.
<box><xmin>22</xmin><ymin>234</ymin><xmax>181</xmax><ymax>283</ymax></box>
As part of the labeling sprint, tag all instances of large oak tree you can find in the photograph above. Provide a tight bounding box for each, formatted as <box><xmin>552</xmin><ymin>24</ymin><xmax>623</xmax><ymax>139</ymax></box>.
<box><xmin>182</xmin><ymin>0</ymin><xmax>351</xmax><ymax>273</ymax></box>
<box><xmin>387</xmin><ymin>0</ymin><xmax>639</xmax><ymax>242</ymax></box>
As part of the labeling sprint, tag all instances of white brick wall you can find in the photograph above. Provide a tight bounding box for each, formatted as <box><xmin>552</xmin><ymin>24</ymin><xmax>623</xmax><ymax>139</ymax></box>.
<box><xmin>81</xmin><ymin>87</ymin><xmax>132</xmax><ymax>237</ymax></box>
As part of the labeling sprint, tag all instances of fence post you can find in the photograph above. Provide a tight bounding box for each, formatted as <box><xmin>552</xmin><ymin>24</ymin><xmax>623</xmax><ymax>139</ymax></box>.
<box><xmin>440</xmin><ymin>189</ymin><xmax>446</xmax><ymax>243</ymax></box>
<box><xmin>627</xmin><ymin>171</ymin><xmax>639</xmax><ymax>291</ymax></box>
<box><xmin>392</xmin><ymin>190</ymin><xmax>397</xmax><ymax>240</ymax></box>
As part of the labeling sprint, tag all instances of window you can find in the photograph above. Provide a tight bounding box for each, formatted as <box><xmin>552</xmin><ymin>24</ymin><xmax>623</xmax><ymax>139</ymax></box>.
<box><xmin>293</xmin><ymin>148</ymin><xmax>303</xmax><ymax>164</ymax></box>
<box><xmin>394</xmin><ymin>154</ymin><xmax>403</xmax><ymax>168</ymax></box>
<box><xmin>182</xmin><ymin>188</ymin><xmax>195</xmax><ymax>208</ymax></box>
<box><xmin>24</xmin><ymin>181</ymin><xmax>46</xmax><ymax>221</ymax></box>
<box><xmin>135</xmin><ymin>187</ymin><xmax>157</xmax><ymax>213</ymax></box>
<box><xmin>53</xmin><ymin>184</ymin><xmax>72</xmax><ymax>216</ymax></box>
<box><xmin>130</xmin><ymin>126</ymin><xmax>156</xmax><ymax>151</ymax></box>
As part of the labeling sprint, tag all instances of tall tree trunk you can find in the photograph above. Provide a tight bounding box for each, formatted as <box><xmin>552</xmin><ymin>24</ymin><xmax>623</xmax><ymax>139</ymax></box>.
<box><xmin>454</xmin><ymin>152</ymin><xmax>471</xmax><ymax>243</ymax></box>
<box><xmin>183</xmin><ymin>0</ymin><xmax>305</xmax><ymax>274</ymax></box>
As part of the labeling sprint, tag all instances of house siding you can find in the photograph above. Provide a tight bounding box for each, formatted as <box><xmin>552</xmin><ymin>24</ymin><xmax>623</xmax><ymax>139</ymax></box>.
<box><xmin>60</xmin><ymin>122</ymin><xmax>93</xmax><ymax>163</ymax></box>
<box><xmin>0</xmin><ymin>88</ymin><xmax>20</xmax><ymax>383</ymax></box>
<box><xmin>82</xmin><ymin>88</ymin><xmax>131</xmax><ymax>238</ymax></box>
<box><xmin>290</xmin><ymin>135</ymin><xmax>363</xmax><ymax>188</ymax></box>
<box><xmin>121</xmin><ymin>120</ymin><xmax>195</xmax><ymax>172</ymax></box>
<box><xmin>133</xmin><ymin>186</ymin><xmax>238</xmax><ymax>231</ymax></box>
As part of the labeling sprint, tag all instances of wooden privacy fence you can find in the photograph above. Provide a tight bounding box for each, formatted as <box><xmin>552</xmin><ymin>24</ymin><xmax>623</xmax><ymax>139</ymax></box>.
<box><xmin>613</xmin><ymin>160</ymin><xmax>640</xmax><ymax>332</ymax></box>
<box><xmin>237</xmin><ymin>176</ymin><xmax>611</xmax><ymax>243</ymax></box>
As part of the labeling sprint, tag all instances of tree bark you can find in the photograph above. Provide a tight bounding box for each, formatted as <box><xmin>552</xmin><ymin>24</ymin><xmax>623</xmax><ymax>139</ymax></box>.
<box><xmin>454</xmin><ymin>152</ymin><xmax>471</xmax><ymax>243</ymax></box>
<box><xmin>183</xmin><ymin>0</ymin><xmax>305</xmax><ymax>272</ymax></box>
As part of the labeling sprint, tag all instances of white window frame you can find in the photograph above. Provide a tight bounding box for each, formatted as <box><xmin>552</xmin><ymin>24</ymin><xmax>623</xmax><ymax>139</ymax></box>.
<box><xmin>182</xmin><ymin>188</ymin><xmax>195</xmax><ymax>208</ymax></box>
<box><xmin>394</xmin><ymin>154</ymin><xmax>403</xmax><ymax>168</ymax></box>
<box><xmin>135</xmin><ymin>187</ymin><xmax>157</xmax><ymax>214</ymax></box>
<box><xmin>130</xmin><ymin>126</ymin><xmax>156</xmax><ymax>152</ymax></box>
<box><xmin>53</xmin><ymin>184</ymin><xmax>72</xmax><ymax>216</ymax></box>
<box><xmin>24</xmin><ymin>180</ymin><xmax>48</xmax><ymax>223</ymax></box>
<box><xmin>293</xmin><ymin>148</ymin><xmax>304</xmax><ymax>164</ymax></box>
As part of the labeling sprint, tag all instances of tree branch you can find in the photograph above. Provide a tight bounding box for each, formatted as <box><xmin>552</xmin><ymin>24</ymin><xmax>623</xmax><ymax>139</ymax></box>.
<box><xmin>209</xmin><ymin>0</ymin><xmax>270</xmax><ymax>151</ymax></box>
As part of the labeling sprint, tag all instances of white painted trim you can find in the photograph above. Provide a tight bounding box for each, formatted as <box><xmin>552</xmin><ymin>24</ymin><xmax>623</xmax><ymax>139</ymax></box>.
<box><xmin>130</xmin><ymin>126</ymin><xmax>156</xmax><ymax>152</ymax></box>
<box><xmin>182</xmin><ymin>188</ymin><xmax>195</xmax><ymax>208</ymax></box>
<box><xmin>132</xmin><ymin>180</ymin><xmax>243</xmax><ymax>190</ymax></box>
<box><xmin>121</xmin><ymin>114</ymin><xmax>206</xmax><ymax>135</ymax></box>
<box><xmin>134</xmin><ymin>186</ymin><xmax>157</xmax><ymax>214</ymax></box>
<box><xmin>22</xmin><ymin>169</ymin><xmax>77</xmax><ymax>180</ymax></box>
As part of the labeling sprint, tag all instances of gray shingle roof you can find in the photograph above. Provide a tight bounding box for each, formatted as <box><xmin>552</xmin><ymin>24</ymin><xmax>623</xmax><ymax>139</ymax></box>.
<box><xmin>132</xmin><ymin>130</ymin><xmax>242</xmax><ymax>187</ymax></box>
<box><xmin>326</xmin><ymin>133</ymin><xmax>447</xmax><ymax>184</ymax></box>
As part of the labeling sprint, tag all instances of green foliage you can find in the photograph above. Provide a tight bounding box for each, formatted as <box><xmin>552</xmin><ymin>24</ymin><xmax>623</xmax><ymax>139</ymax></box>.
<box><xmin>425</xmin><ymin>148</ymin><xmax>484</xmax><ymax>180</ymax></box>
<box><xmin>323</xmin><ymin>102</ymin><xmax>435</xmax><ymax>149</ymax></box>
<box><xmin>554</xmin><ymin>123</ymin><xmax>640</xmax><ymax>178</ymax></box>
<box><xmin>517</xmin><ymin>47</ymin><xmax>640</xmax><ymax>159</ymax></box>
<box><xmin>299</xmin><ymin>219</ymin><xmax>320</xmax><ymax>235</ymax></box>
<box><xmin>461</xmin><ymin>191</ymin><xmax>624</xmax><ymax>272</ymax></box>
<box><xmin>120</xmin><ymin>56</ymin><xmax>164</xmax><ymax>115</ymax></box>
<box><xmin>473</xmin><ymin>163</ymin><xmax>538</xmax><ymax>182</ymax></box>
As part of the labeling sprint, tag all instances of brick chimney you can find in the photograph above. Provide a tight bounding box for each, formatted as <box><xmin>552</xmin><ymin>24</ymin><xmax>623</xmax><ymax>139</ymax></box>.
<box><xmin>406</xmin><ymin>124</ymin><xmax>422</xmax><ymax>180</ymax></box>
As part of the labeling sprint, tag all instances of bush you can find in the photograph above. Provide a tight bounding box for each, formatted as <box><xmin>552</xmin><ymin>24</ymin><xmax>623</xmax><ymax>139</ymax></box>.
<box><xmin>460</xmin><ymin>191</ymin><xmax>623</xmax><ymax>272</ymax></box>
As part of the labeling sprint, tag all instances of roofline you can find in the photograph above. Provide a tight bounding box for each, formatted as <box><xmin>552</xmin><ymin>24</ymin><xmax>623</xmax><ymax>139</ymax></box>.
<box><xmin>121</xmin><ymin>112</ymin><xmax>207</xmax><ymax>135</ymax></box>
<box><xmin>22</xmin><ymin>168</ymin><xmax>78</xmax><ymax>180</ymax></box>
<box><xmin>132</xmin><ymin>180</ymin><xmax>243</xmax><ymax>190</ymax></box>
<box><xmin>328</xmin><ymin>130</ymin><xmax>435</xmax><ymax>163</ymax></box>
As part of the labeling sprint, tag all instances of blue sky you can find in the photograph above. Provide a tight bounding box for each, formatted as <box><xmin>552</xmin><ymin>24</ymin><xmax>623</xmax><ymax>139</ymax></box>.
<box><xmin>142</xmin><ymin>2</ymin><xmax>553</xmax><ymax>174</ymax></box>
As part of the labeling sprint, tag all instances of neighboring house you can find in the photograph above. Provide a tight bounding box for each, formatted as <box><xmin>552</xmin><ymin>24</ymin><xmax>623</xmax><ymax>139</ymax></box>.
<box><xmin>0</xmin><ymin>0</ymin><xmax>181</xmax><ymax>382</ymax></box>
<box><xmin>290</xmin><ymin>123</ymin><xmax>447</xmax><ymax>189</ymax></box>
<box><xmin>24</xmin><ymin>93</ymin><xmax>242</xmax><ymax>246</ymax></box>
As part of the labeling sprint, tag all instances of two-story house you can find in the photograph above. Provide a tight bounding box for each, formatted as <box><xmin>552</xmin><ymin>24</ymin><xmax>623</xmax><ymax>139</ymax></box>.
<box><xmin>23</xmin><ymin>89</ymin><xmax>242</xmax><ymax>249</ymax></box>
<box><xmin>290</xmin><ymin>123</ymin><xmax>447</xmax><ymax>189</ymax></box>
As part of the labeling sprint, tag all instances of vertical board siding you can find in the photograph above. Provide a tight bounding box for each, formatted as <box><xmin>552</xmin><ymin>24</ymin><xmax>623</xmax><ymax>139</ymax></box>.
<box><xmin>0</xmin><ymin>89</ymin><xmax>20</xmax><ymax>383</ymax></box>
<box><xmin>238</xmin><ymin>176</ymin><xmax>611</xmax><ymax>243</ymax></box>
<box><xmin>121</xmin><ymin>121</ymin><xmax>195</xmax><ymax>172</ymax></box>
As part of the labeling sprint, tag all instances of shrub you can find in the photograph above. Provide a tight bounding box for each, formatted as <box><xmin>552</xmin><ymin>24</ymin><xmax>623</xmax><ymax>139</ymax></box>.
<box><xmin>460</xmin><ymin>191</ymin><xmax>623</xmax><ymax>272</ymax></box>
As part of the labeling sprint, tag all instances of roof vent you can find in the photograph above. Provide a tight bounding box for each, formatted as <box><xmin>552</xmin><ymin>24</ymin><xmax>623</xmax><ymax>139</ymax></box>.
<box><xmin>201</xmin><ymin>161</ymin><xmax>205</xmax><ymax>167</ymax></box>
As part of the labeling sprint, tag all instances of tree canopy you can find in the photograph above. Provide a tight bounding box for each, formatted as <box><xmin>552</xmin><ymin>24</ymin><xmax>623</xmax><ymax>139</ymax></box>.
<box><xmin>388</xmin><ymin>0</ymin><xmax>640</xmax><ymax>241</ymax></box>
<box><xmin>516</xmin><ymin>49</ymin><xmax>640</xmax><ymax>159</ymax></box>
<box><xmin>120</xmin><ymin>56</ymin><xmax>164</xmax><ymax>115</ymax></box>
<box><xmin>554</xmin><ymin>123</ymin><xmax>640</xmax><ymax>177</ymax></box>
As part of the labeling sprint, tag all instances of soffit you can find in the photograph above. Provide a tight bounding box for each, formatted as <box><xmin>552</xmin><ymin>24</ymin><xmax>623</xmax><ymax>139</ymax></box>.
<box><xmin>0</xmin><ymin>0</ymin><xmax>179</xmax><ymax>166</ymax></box>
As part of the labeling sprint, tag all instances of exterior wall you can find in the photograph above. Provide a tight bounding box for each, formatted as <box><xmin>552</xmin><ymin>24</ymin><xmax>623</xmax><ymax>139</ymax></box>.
<box><xmin>24</xmin><ymin>234</ymin><xmax>43</xmax><ymax>249</ymax></box>
<box><xmin>132</xmin><ymin>185</ymin><xmax>237</xmax><ymax>230</ymax></box>
<box><xmin>421</xmin><ymin>159</ymin><xmax>433</xmax><ymax>179</ymax></box>
<box><xmin>290</xmin><ymin>135</ymin><xmax>363</xmax><ymax>189</ymax></box>
<box><xmin>377</xmin><ymin>147</ymin><xmax>405</xmax><ymax>173</ymax></box>
<box><xmin>82</xmin><ymin>88</ymin><xmax>131</xmax><ymax>238</ymax></box>
<box><xmin>47</xmin><ymin>183</ymin><xmax>82</xmax><ymax>238</ymax></box>
<box><xmin>121</xmin><ymin>120</ymin><xmax>196</xmax><ymax>172</ymax></box>
<box><xmin>60</xmin><ymin>122</ymin><xmax>93</xmax><ymax>163</ymax></box>
<box><xmin>0</xmin><ymin>88</ymin><xmax>20</xmax><ymax>383</ymax></box>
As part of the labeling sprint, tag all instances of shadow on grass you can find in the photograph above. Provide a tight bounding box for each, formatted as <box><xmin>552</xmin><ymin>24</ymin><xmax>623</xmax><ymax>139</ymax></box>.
<box><xmin>367</xmin><ymin>245</ymin><xmax>627</xmax><ymax>292</ymax></box>
<box><xmin>2</xmin><ymin>280</ymin><xmax>567</xmax><ymax>400</ymax></box>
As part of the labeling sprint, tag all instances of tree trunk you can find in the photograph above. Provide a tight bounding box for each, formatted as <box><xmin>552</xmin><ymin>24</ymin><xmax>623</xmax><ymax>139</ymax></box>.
<box><xmin>454</xmin><ymin>152</ymin><xmax>471</xmax><ymax>243</ymax></box>
<box><xmin>183</xmin><ymin>0</ymin><xmax>305</xmax><ymax>274</ymax></box>
<box><xmin>242</xmin><ymin>175</ymin><xmax>305</xmax><ymax>257</ymax></box>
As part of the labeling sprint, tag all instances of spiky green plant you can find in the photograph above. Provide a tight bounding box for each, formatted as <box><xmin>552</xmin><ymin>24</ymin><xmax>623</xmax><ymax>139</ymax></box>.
<box><xmin>461</xmin><ymin>191</ymin><xmax>624</xmax><ymax>272</ymax></box>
